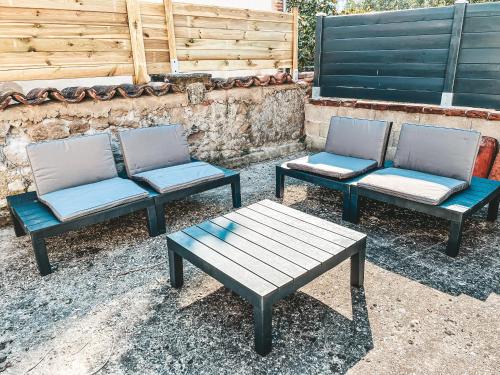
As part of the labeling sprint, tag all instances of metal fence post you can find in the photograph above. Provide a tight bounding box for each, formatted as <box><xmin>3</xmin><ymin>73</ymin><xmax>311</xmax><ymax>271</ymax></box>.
<box><xmin>441</xmin><ymin>0</ymin><xmax>468</xmax><ymax>107</ymax></box>
<box><xmin>313</xmin><ymin>13</ymin><xmax>325</xmax><ymax>99</ymax></box>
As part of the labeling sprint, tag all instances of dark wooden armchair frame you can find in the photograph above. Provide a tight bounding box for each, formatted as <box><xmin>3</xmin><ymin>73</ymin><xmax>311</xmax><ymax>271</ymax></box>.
<box><xmin>8</xmin><ymin>162</ymin><xmax>241</xmax><ymax>276</ymax></box>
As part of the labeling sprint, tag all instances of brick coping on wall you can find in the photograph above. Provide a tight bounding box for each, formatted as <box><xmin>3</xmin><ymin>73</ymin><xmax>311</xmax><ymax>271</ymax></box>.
<box><xmin>309</xmin><ymin>98</ymin><xmax>500</xmax><ymax>122</ymax></box>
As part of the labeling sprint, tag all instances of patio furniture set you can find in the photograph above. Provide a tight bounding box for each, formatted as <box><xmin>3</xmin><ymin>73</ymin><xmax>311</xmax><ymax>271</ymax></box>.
<box><xmin>7</xmin><ymin>118</ymin><xmax>500</xmax><ymax>355</ymax></box>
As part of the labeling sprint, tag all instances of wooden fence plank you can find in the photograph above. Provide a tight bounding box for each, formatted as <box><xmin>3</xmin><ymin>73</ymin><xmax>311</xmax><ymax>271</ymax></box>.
<box><xmin>179</xmin><ymin>59</ymin><xmax>292</xmax><ymax>72</ymax></box>
<box><xmin>323</xmin><ymin>19</ymin><xmax>453</xmax><ymax>39</ymax></box>
<box><xmin>0</xmin><ymin>38</ymin><xmax>131</xmax><ymax>53</ymax></box>
<box><xmin>320</xmin><ymin>62</ymin><xmax>446</xmax><ymax>78</ymax></box>
<box><xmin>0</xmin><ymin>0</ymin><xmax>126</xmax><ymax>13</ymax></box>
<box><xmin>173</xmin><ymin>15</ymin><xmax>292</xmax><ymax>32</ymax></box>
<box><xmin>322</xmin><ymin>49</ymin><xmax>449</xmax><ymax>64</ymax></box>
<box><xmin>177</xmin><ymin>49</ymin><xmax>291</xmax><ymax>61</ymax></box>
<box><xmin>0</xmin><ymin>24</ymin><xmax>131</xmax><ymax>39</ymax></box>
<box><xmin>0</xmin><ymin>7</ymin><xmax>128</xmax><ymax>25</ymax></box>
<box><xmin>176</xmin><ymin>38</ymin><xmax>291</xmax><ymax>51</ymax></box>
<box><xmin>163</xmin><ymin>0</ymin><xmax>178</xmax><ymax>72</ymax></box>
<box><xmin>322</xmin><ymin>34</ymin><xmax>451</xmax><ymax>52</ymax></box>
<box><xmin>0</xmin><ymin>51</ymin><xmax>132</xmax><ymax>67</ymax></box>
<box><xmin>0</xmin><ymin>64</ymin><xmax>135</xmax><ymax>81</ymax></box>
<box><xmin>126</xmin><ymin>0</ymin><xmax>149</xmax><ymax>83</ymax></box>
<box><xmin>174</xmin><ymin>27</ymin><xmax>292</xmax><ymax>41</ymax></box>
<box><xmin>321</xmin><ymin>75</ymin><xmax>444</xmax><ymax>92</ymax></box>
<box><xmin>324</xmin><ymin>6</ymin><xmax>454</xmax><ymax>27</ymax></box>
<box><xmin>172</xmin><ymin>2</ymin><xmax>293</xmax><ymax>23</ymax></box>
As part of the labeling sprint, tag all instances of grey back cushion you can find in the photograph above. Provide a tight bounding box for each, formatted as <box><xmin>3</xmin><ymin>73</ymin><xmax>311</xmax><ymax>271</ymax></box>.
<box><xmin>394</xmin><ymin>124</ymin><xmax>481</xmax><ymax>183</ymax></box>
<box><xmin>27</xmin><ymin>134</ymin><xmax>118</xmax><ymax>196</ymax></box>
<box><xmin>118</xmin><ymin>125</ymin><xmax>191</xmax><ymax>176</ymax></box>
<box><xmin>325</xmin><ymin>116</ymin><xmax>392</xmax><ymax>167</ymax></box>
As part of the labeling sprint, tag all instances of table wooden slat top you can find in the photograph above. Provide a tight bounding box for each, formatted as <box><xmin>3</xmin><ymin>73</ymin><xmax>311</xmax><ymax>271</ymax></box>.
<box><xmin>167</xmin><ymin>199</ymin><xmax>367</xmax><ymax>299</ymax></box>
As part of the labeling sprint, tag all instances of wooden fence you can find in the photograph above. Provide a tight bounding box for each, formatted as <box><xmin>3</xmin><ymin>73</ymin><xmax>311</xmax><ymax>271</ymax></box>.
<box><xmin>313</xmin><ymin>1</ymin><xmax>500</xmax><ymax>110</ymax></box>
<box><xmin>0</xmin><ymin>0</ymin><xmax>298</xmax><ymax>84</ymax></box>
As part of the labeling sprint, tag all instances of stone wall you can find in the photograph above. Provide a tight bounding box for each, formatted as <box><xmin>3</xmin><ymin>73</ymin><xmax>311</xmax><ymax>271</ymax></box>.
<box><xmin>305</xmin><ymin>99</ymin><xmax>500</xmax><ymax>160</ymax></box>
<box><xmin>0</xmin><ymin>83</ymin><xmax>307</xmax><ymax>225</ymax></box>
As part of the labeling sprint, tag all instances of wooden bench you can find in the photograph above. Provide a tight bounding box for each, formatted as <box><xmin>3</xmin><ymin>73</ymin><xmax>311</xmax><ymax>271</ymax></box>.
<box><xmin>348</xmin><ymin>176</ymin><xmax>500</xmax><ymax>257</ymax></box>
<box><xmin>7</xmin><ymin>188</ymin><xmax>159</xmax><ymax>276</ymax></box>
<box><xmin>166</xmin><ymin>199</ymin><xmax>367</xmax><ymax>355</ymax></box>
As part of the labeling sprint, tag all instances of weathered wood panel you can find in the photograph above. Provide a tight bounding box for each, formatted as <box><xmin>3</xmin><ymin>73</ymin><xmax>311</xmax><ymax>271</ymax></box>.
<box><xmin>0</xmin><ymin>0</ymin><xmax>295</xmax><ymax>81</ymax></box>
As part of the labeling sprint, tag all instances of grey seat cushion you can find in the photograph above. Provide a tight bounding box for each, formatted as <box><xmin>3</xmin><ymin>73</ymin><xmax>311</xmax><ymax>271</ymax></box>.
<box><xmin>357</xmin><ymin>167</ymin><xmax>468</xmax><ymax>205</ymax></box>
<box><xmin>27</xmin><ymin>134</ymin><xmax>118</xmax><ymax>196</ymax></box>
<box><xmin>133</xmin><ymin>161</ymin><xmax>225</xmax><ymax>194</ymax></box>
<box><xmin>39</xmin><ymin>177</ymin><xmax>149</xmax><ymax>222</ymax></box>
<box><xmin>325</xmin><ymin>116</ymin><xmax>392</xmax><ymax>167</ymax></box>
<box><xmin>286</xmin><ymin>152</ymin><xmax>378</xmax><ymax>179</ymax></box>
<box><xmin>118</xmin><ymin>125</ymin><xmax>191</xmax><ymax>177</ymax></box>
<box><xmin>394</xmin><ymin>124</ymin><xmax>481</xmax><ymax>183</ymax></box>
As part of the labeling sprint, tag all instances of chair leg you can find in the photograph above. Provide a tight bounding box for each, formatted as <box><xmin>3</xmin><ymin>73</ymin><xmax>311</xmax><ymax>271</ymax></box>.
<box><xmin>347</xmin><ymin>189</ymin><xmax>360</xmax><ymax>224</ymax></box>
<box><xmin>168</xmin><ymin>249</ymin><xmax>184</xmax><ymax>288</ymax></box>
<box><xmin>446</xmin><ymin>219</ymin><xmax>464</xmax><ymax>257</ymax></box>
<box><xmin>487</xmin><ymin>197</ymin><xmax>499</xmax><ymax>222</ymax></box>
<box><xmin>342</xmin><ymin>191</ymin><xmax>351</xmax><ymax>221</ymax></box>
<box><xmin>253</xmin><ymin>301</ymin><xmax>272</xmax><ymax>356</ymax></box>
<box><xmin>350</xmin><ymin>243</ymin><xmax>366</xmax><ymax>288</ymax></box>
<box><xmin>31</xmin><ymin>235</ymin><xmax>51</xmax><ymax>276</ymax></box>
<box><xmin>231</xmin><ymin>178</ymin><xmax>242</xmax><ymax>208</ymax></box>
<box><xmin>155</xmin><ymin>203</ymin><xmax>167</xmax><ymax>234</ymax></box>
<box><xmin>146</xmin><ymin>205</ymin><xmax>160</xmax><ymax>237</ymax></box>
<box><xmin>9</xmin><ymin>208</ymin><xmax>26</xmax><ymax>237</ymax></box>
<box><xmin>276</xmin><ymin>167</ymin><xmax>285</xmax><ymax>199</ymax></box>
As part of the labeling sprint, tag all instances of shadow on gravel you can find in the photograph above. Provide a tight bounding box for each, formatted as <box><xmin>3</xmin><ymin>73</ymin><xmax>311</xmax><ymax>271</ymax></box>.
<box><xmin>288</xmin><ymin>186</ymin><xmax>499</xmax><ymax>301</ymax></box>
<box><xmin>120</xmin><ymin>286</ymin><xmax>372</xmax><ymax>374</ymax></box>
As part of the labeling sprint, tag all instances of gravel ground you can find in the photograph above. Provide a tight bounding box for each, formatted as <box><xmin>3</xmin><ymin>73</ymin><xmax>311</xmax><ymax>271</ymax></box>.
<box><xmin>0</xmin><ymin>153</ymin><xmax>499</xmax><ymax>375</ymax></box>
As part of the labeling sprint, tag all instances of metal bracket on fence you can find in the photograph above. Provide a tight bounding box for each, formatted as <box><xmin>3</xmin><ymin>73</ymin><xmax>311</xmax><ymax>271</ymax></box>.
<box><xmin>440</xmin><ymin>92</ymin><xmax>454</xmax><ymax>107</ymax></box>
<box><xmin>312</xmin><ymin>87</ymin><xmax>321</xmax><ymax>99</ymax></box>
<box><xmin>170</xmin><ymin>59</ymin><xmax>179</xmax><ymax>74</ymax></box>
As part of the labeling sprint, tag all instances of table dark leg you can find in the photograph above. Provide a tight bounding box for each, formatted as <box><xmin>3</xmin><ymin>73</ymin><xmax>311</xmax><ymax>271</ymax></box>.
<box><xmin>487</xmin><ymin>197</ymin><xmax>499</xmax><ymax>222</ymax></box>
<box><xmin>275</xmin><ymin>167</ymin><xmax>285</xmax><ymax>198</ymax></box>
<box><xmin>231</xmin><ymin>178</ymin><xmax>242</xmax><ymax>208</ymax></box>
<box><xmin>156</xmin><ymin>203</ymin><xmax>167</xmax><ymax>234</ymax></box>
<box><xmin>146</xmin><ymin>205</ymin><xmax>160</xmax><ymax>237</ymax></box>
<box><xmin>351</xmin><ymin>245</ymin><xmax>366</xmax><ymax>288</ymax></box>
<box><xmin>168</xmin><ymin>249</ymin><xmax>184</xmax><ymax>288</ymax></box>
<box><xmin>446</xmin><ymin>219</ymin><xmax>464</xmax><ymax>257</ymax></box>
<box><xmin>31</xmin><ymin>235</ymin><xmax>51</xmax><ymax>276</ymax></box>
<box><xmin>253</xmin><ymin>301</ymin><xmax>272</xmax><ymax>356</ymax></box>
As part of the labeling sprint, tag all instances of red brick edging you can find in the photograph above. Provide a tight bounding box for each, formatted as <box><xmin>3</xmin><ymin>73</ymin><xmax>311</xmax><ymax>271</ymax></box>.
<box><xmin>309</xmin><ymin>98</ymin><xmax>500</xmax><ymax>122</ymax></box>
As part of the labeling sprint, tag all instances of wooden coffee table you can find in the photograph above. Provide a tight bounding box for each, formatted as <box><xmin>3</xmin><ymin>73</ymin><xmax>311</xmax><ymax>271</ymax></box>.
<box><xmin>166</xmin><ymin>199</ymin><xmax>367</xmax><ymax>355</ymax></box>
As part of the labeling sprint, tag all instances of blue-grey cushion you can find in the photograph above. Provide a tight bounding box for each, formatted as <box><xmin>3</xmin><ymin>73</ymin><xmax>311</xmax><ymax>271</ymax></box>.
<box><xmin>39</xmin><ymin>177</ymin><xmax>149</xmax><ymax>222</ymax></box>
<box><xmin>286</xmin><ymin>152</ymin><xmax>378</xmax><ymax>179</ymax></box>
<box><xmin>133</xmin><ymin>161</ymin><xmax>224</xmax><ymax>194</ymax></box>
<box><xmin>118</xmin><ymin>125</ymin><xmax>191</xmax><ymax>177</ymax></box>
<box><xmin>394</xmin><ymin>124</ymin><xmax>481</xmax><ymax>184</ymax></box>
<box><xmin>357</xmin><ymin>167</ymin><xmax>468</xmax><ymax>205</ymax></box>
<box><xmin>325</xmin><ymin>116</ymin><xmax>392</xmax><ymax>167</ymax></box>
<box><xmin>27</xmin><ymin>134</ymin><xmax>118</xmax><ymax>196</ymax></box>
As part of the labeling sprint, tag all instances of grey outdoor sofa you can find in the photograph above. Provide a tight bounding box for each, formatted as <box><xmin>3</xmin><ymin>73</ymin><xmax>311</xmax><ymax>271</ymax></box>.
<box><xmin>348</xmin><ymin>124</ymin><xmax>500</xmax><ymax>256</ymax></box>
<box><xmin>276</xmin><ymin>116</ymin><xmax>392</xmax><ymax>219</ymax></box>
<box><xmin>7</xmin><ymin>133</ymin><xmax>160</xmax><ymax>275</ymax></box>
<box><xmin>118</xmin><ymin>125</ymin><xmax>241</xmax><ymax>233</ymax></box>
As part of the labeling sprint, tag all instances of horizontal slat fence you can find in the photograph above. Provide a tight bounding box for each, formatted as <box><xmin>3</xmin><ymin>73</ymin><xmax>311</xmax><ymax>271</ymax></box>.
<box><xmin>317</xmin><ymin>6</ymin><xmax>455</xmax><ymax>105</ymax></box>
<box><xmin>0</xmin><ymin>0</ymin><xmax>296</xmax><ymax>83</ymax></box>
<box><xmin>453</xmin><ymin>2</ymin><xmax>500</xmax><ymax>109</ymax></box>
<box><xmin>315</xmin><ymin>1</ymin><xmax>500</xmax><ymax>110</ymax></box>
